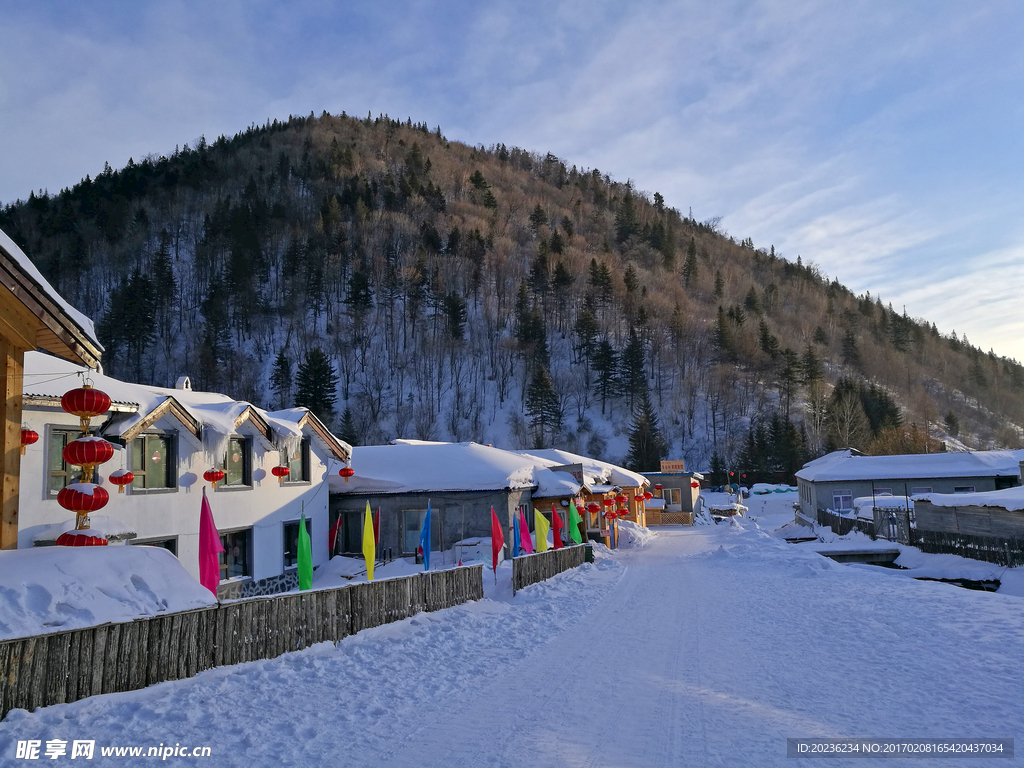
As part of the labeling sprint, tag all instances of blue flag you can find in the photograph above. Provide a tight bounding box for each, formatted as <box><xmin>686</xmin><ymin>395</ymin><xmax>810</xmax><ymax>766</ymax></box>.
<box><xmin>420</xmin><ymin>501</ymin><xmax>431</xmax><ymax>571</ymax></box>
<box><xmin>513</xmin><ymin>512</ymin><xmax>521</xmax><ymax>558</ymax></box>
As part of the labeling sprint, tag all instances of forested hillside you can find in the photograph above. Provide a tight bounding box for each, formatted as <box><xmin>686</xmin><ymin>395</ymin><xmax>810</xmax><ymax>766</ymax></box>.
<box><xmin>3</xmin><ymin>111</ymin><xmax>1023</xmax><ymax>476</ymax></box>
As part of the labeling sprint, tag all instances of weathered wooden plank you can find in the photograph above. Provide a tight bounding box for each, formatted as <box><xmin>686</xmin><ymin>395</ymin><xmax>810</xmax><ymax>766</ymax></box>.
<box><xmin>0</xmin><ymin>641</ymin><xmax>13</xmax><ymax>718</ymax></box>
<box><xmin>90</xmin><ymin>626</ymin><xmax>108</xmax><ymax>695</ymax></box>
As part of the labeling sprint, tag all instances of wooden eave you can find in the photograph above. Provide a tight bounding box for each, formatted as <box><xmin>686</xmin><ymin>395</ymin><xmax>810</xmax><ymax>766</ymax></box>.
<box><xmin>233</xmin><ymin>405</ymin><xmax>271</xmax><ymax>441</ymax></box>
<box><xmin>293</xmin><ymin>411</ymin><xmax>351</xmax><ymax>462</ymax></box>
<box><xmin>0</xmin><ymin>245</ymin><xmax>102</xmax><ymax>367</ymax></box>
<box><xmin>121</xmin><ymin>396</ymin><xmax>202</xmax><ymax>442</ymax></box>
<box><xmin>23</xmin><ymin>395</ymin><xmax>138</xmax><ymax>414</ymax></box>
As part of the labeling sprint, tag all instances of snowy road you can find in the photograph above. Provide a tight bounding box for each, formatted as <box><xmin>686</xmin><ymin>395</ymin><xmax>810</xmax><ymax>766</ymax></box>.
<box><xmin>2</xmin><ymin>520</ymin><xmax>1022</xmax><ymax>767</ymax></box>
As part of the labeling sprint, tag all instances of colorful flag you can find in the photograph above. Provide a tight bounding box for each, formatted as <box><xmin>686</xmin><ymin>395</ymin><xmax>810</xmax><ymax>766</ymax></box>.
<box><xmin>490</xmin><ymin>507</ymin><xmax>504</xmax><ymax>575</ymax></box>
<box><xmin>297</xmin><ymin>510</ymin><xmax>313</xmax><ymax>590</ymax></box>
<box><xmin>551</xmin><ymin>504</ymin><xmax>564</xmax><ymax>550</ymax></box>
<box><xmin>568</xmin><ymin>501</ymin><xmax>584</xmax><ymax>544</ymax></box>
<box><xmin>534</xmin><ymin>508</ymin><xmax>550</xmax><ymax>553</ymax></box>
<box><xmin>513</xmin><ymin>512</ymin><xmax>521</xmax><ymax>557</ymax></box>
<box><xmin>420</xmin><ymin>500</ymin><xmax>432</xmax><ymax>571</ymax></box>
<box><xmin>198</xmin><ymin>487</ymin><xmax>224</xmax><ymax>596</ymax></box>
<box><xmin>362</xmin><ymin>501</ymin><xmax>375</xmax><ymax>581</ymax></box>
<box><xmin>518</xmin><ymin>509</ymin><xmax>534</xmax><ymax>554</ymax></box>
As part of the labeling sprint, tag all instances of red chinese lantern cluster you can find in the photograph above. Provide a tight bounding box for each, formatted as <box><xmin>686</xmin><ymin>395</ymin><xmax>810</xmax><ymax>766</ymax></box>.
<box><xmin>20</xmin><ymin>426</ymin><xmax>38</xmax><ymax>455</ymax></box>
<box><xmin>108</xmin><ymin>469</ymin><xmax>134</xmax><ymax>494</ymax></box>
<box><xmin>271</xmin><ymin>465</ymin><xmax>290</xmax><ymax>484</ymax></box>
<box><xmin>204</xmin><ymin>468</ymin><xmax>226</xmax><ymax>488</ymax></box>
<box><xmin>339</xmin><ymin>466</ymin><xmax>355</xmax><ymax>483</ymax></box>
<box><xmin>56</xmin><ymin>382</ymin><xmax>113</xmax><ymax>539</ymax></box>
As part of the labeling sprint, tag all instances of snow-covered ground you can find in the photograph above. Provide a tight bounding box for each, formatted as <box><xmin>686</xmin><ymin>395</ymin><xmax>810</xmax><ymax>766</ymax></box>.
<box><xmin>2</xmin><ymin>494</ymin><xmax>1022</xmax><ymax>766</ymax></box>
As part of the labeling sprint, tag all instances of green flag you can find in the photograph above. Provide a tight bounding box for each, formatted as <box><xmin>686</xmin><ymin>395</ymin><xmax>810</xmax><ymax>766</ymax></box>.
<box><xmin>568</xmin><ymin>500</ymin><xmax>583</xmax><ymax>544</ymax></box>
<box><xmin>297</xmin><ymin>511</ymin><xmax>313</xmax><ymax>590</ymax></box>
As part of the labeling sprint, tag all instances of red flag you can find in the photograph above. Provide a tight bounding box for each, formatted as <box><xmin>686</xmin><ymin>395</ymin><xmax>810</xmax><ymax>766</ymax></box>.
<box><xmin>373</xmin><ymin>508</ymin><xmax>380</xmax><ymax>548</ymax></box>
<box><xmin>490</xmin><ymin>507</ymin><xmax>504</xmax><ymax>574</ymax></box>
<box><xmin>198</xmin><ymin>487</ymin><xmax>224</xmax><ymax>596</ymax></box>
<box><xmin>328</xmin><ymin>514</ymin><xmax>343</xmax><ymax>555</ymax></box>
<box><xmin>551</xmin><ymin>504</ymin><xmax>564</xmax><ymax>550</ymax></box>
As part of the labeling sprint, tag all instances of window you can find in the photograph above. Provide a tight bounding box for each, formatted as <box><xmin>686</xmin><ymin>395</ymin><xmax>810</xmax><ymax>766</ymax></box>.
<box><xmin>910</xmin><ymin>486</ymin><xmax>932</xmax><ymax>495</ymax></box>
<box><xmin>953</xmin><ymin>486</ymin><xmax>975</xmax><ymax>493</ymax></box>
<box><xmin>131</xmin><ymin>537</ymin><xmax>178</xmax><ymax>556</ymax></box>
<box><xmin>282</xmin><ymin>440</ymin><xmax>310</xmax><ymax>483</ymax></box>
<box><xmin>283</xmin><ymin>518</ymin><xmax>312</xmax><ymax>568</ymax></box>
<box><xmin>873</xmin><ymin>488</ymin><xmax>892</xmax><ymax>496</ymax></box>
<box><xmin>223</xmin><ymin>437</ymin><xmax>251</xmax><ymax>487</ymax></box>
<box><xmin>403</xmin><ymin>509</ymin><xmax>426</xmax><ymax>555</ymax></box>
<box><xmin>666</xmin><ymin>488</ymin><xmax>681</xmax><ymax>506</ymax></box>
<box><xmin>832</xmin><ymin>490</ymin><xmax>853</xmax><ymax>511</ymax></box>
<box><xmin>131</xmin><ymin>434</ymin><xmax>174</xmax><ymax>490</ymax></box>
<box><xmin>48</xmin><ymin>429</ymin><xmax>76</xmax><ymax>495</ymax></box>
<box><xmin>219</xmin><ymin>528</ymin><xmax>252</xmax><ymax>579</ymax></box>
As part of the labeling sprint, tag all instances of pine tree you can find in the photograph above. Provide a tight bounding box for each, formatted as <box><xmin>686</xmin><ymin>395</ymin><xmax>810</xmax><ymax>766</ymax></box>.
<box><xmin>615</xmin><ymin>192</ymin><xmax>640</xmax><ymax>243</ymax></box>
<box><xmin>574</xmin><ymin>304</ymin><xmax>598</xmax><ymax>363</ymax></box>
<box><xmin>682</xmin><ymin>238</ymin><xmax>698</xmax><ymax>287</ymax></box>
<box><xmin>338</xmin><ymin>407</ymin><xmax>359</xmax><ymax>446</ymax></box>
<box><xmin>529</xmin><ymin>204</ymin><xmax>548</xmax><ymax>231</ymax></box>
<box><xmin>295</xmin><ymin>348</ymin><xmax>339</xmax><ymax>425</ymax></box>
<box><xmin>625</xmin><ymin>391</ymin><xmax>668</xmax><ymax>471</ymax></box>
<box><xmin>801</xmin><ymin>344</ymin><xmax>824</xmax><ymax>384</ymax></box>
<box><xmin>269</xmin><ymin>350</ymin><xmax>292</xmax><ymax>409</ymax></box>
<box><xmin>525</xmin><ymin>366</ymin><xmax>562</xmax><ymax>448</ymax></box>
<box><xmin>620</xmin><ymin>328</ymin><xmax>646</xmax><ymax>410</ymax></box>
<box><xmin>592</xmin><ymin>339</ymin><xmax>619</xmax><ymax>415</ymax></box>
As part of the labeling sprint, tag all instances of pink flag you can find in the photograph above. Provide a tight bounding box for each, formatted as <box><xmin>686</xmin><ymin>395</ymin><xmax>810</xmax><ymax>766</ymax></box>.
<box><xmin>490</xmin><ymin>507</ymin><xmax>505</xmax><ymax>574</ymax></box>
<box><xmin>328</xmin><ymin>515</ymin><xmax>343</xmax><ymax>555</ymax></box>
<box><xmin>518</xmin><ymin>508</ymin><xmax>534</xmax><ymax>554</ymax></box>
<box><xmin>551</xmin><ymin>504</ymin><xmax>564</xmax><ymax>550</ymax></box>
<box><xmin>199</xmin><ymin>487</ymin><xmax>224</xmax><ymax>596</ymax></box>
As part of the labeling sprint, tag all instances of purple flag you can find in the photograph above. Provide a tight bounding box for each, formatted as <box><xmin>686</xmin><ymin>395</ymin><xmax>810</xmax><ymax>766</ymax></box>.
<box><xmin>199</xmin><ymin>487</ymin><xmax>224</xmax><ymax>596</ymax></box>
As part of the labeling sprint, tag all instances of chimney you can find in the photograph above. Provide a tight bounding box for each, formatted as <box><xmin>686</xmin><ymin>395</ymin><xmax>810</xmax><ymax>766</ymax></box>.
<box><xmin>175</xmin><ymin>376</ymin><xmax>192</xmax><ymax>391</ymax></box>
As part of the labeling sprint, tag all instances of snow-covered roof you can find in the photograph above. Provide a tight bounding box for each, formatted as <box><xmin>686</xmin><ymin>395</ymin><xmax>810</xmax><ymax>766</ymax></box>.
<box><xmin>32</xmin><ymin>515</ymin><xmax>137</xmax><ymax>544</ymax></box>
<box><xmin>795</xmin><ymin>449</ymin><xmax>1024</xmax><ymax>483</ymax></box>
<box><xmin>517</xmin><ymin>448</ymin><xmax>648</xmax><ymax>489</ymax></box>
<box><xmin>329</xmin><ymin>441</ymin><xmax>540</xmax><ymax>495</ymax></box>
<box><xmin>0</xmin><ymin>226</ymin><xmax>101</xmax><ymax>355</ymax></box>
<box><xmin>0</xmin><ymin>546</ymin><xmax>216</xmax><ymax>640</ymax></box>
<box><xmin>22</xmin><ymin>351</ymin><xmax>350</xmax><ymax>461</ymax></box>
<box><xmin>916</xmin><ymin>486</ymin><xmax>1024</xmax><ymax>512</ymax></box>
<box><xmin>645</xmin><ymin>498</ymin><xmax>666</xmax><ymax>509</ymax></box>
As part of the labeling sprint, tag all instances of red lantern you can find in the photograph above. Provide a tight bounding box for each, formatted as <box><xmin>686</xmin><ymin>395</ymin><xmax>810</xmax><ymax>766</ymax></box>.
<box><xmin>204</xmin><ymin>468</ymin><xmax>226</xmax><ymax>488</ymax></box>
<box><xmin>57</xmin><ymin>483</ymin><xmax>109</xmax><ymax>515</ymax></box>
<box><xmin>654</xmin><ymin>484</ymin><xmax>663</xmax><ymax>491</ymax></box>
<box><xmin>690</xmin><ymin>481</ymin><xmax>700</xmax><ymax>489</ymax></box>
<box><xmin>61</xmin><ymin>384</ymin><xmax>111</xmax><ymax>433</ymax></box>
<box><xmin>339</xmin><ymin>466</ymin><xmax>355</xmax><ymax>483</ymax></box>
<box><xmin>603</xmin><ymin>498</ymin><xmax>614</xmax><ymax>507</ymax></box>
<box><xmin>108</xmin><ymin>469</ymin><xmax>134</xmax><ymax>493</ymax></box>
<box><xmin>618</xmin><ymin>510</ymin><xmax>629</xmax><ymax>518</ymax></box>
<box><xmin>20</xmin><ymin>427</ymin><xmax>38</xmax><ymax>455</ymax></box>
<box><xmin>603</xmin><ymin>511</ymin><xmax>616</xmax><ymax>520</ymax></box>
<box><xmin>615</xmin><ymin>494</ymin><xmax>627</xmax><ymax>505</ymax></box>
<box><xmin>63</xmin><ymin>437</ymin><xmax>115</xmax><ymax>468</ymax></box>
<box><xmin>271</xmin><ymin>465</ymin><xmax>290</xmax><ymax>485</ymax></box>
<box><xmin>643</xmin><ymin>491</ymin><xmax>653</xmax><ymax>500</ymax></box>
<box><xmin>587</xmin><ymin>502</ymin><xmax>600</xmax><ymax>514</ymax></box>
<box><xmin>55</xmin><ymin>532</ymin><xmax>108</xmax><ymax>547</ymax></box>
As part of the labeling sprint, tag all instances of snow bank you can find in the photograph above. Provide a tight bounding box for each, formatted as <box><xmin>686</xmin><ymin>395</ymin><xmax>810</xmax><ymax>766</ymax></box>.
<box><xmin>616</xmin><ymin>520</ymin><xmax>657</xmax><ymax>548</ymax></box>
<box><xmin>0</xmin><ymin>546</ymin><xmax>216</xmax><ymax>640</ymax></box>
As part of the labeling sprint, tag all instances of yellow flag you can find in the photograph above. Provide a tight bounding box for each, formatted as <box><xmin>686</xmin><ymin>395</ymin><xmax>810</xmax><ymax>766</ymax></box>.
<box><xmin>362</xmin><ymin>501</ymin><xmax>375</xmax><ymax>581</ymax></box>
<box><xmin>534</xmin><ymin>508</ymin><xmax>550</xmax><ymax>553</ymax></box>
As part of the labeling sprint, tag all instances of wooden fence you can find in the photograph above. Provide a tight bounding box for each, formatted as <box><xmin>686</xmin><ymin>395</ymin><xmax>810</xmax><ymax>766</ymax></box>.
<box><xmin>660</xmin><ymin>512</ymin><xmax>694</xmax><ymax>526</ymax></box>
<box><xmin>916</xmin><ymin>530</ymin><xmax>1024</xmax><ymax>567</ymax></box>
<box><xmin>512</xmin><ymin>545</ymin><xmax>586</xmax><ymax>594</ymax></box>
<box><xmin>816</xmin><ymin>509</ymin><xmax>874</xmax><ymax>537</ymax></box>
<box><xmin>0</xmin><ymin>565</ymin><xmax>483</xmax><ymax>720</ymax></box>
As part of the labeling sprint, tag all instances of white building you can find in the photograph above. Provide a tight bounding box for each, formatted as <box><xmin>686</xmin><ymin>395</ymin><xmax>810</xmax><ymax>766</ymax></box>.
<box><xmin>18</xmin><ymin>351</ymin><xmax>351</xmax><ymax>598</ymax></box>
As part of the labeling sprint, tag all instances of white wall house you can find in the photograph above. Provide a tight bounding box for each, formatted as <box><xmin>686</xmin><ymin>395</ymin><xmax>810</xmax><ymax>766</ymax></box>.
<box><xmin>18</xmin><ymin>351</ymin><xmax>352</xmax><ymax>598</ymax></box>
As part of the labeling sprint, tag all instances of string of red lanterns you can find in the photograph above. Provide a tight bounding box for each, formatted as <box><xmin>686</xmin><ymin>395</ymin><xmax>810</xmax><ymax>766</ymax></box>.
<box><xmin>56</xmin><ymin>380</ymin><xmax>114</xmax><ymax>545</ymax></box>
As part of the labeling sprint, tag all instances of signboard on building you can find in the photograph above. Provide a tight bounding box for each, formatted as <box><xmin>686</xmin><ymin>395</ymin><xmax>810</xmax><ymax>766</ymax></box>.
<box><xmin>550</xmin><ymin>463</ymin><xmax>585</xmax><ymax>485</ymax></box>
<box><xmin>660</xmin><ymin>459</ymin><xmax>687</xmax><ymax>473</ymax></box>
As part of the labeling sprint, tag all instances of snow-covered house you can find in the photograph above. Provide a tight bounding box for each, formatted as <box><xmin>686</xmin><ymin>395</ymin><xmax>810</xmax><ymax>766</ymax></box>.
<box><xmin>517</xmin><ymin>448</ymin><xmax>651</xmax><ymax>531</ymax></box>
<box><xmin>18</xmin><ymin>351</ymin><xmax>351</xmax><ymax>598</ymax></box>
<box><xmin>912</xmin><ymin>486</ymin><xmax>1024</xmax><ymax>540</ymax></box>
<box><xmin>794</xmin><ymin>449</ymin><xmax>1024</xmax><ymax>525</ymax></box>
<box><xmin>328</xmin><ymin>441</ymin><xmax>543</xmax><ymax>558</ymax></box>
<box><xmin>1</xmin><ymin>227</ymin><xmax>103</xmax><ymax>550</ymax></box>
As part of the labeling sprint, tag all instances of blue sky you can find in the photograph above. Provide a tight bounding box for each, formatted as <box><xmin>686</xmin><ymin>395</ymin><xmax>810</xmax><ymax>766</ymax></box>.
<box><xmin>2</xmin><ymin>0</ymin><xmax>1023</xmax><ymax>361</ymax></box>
